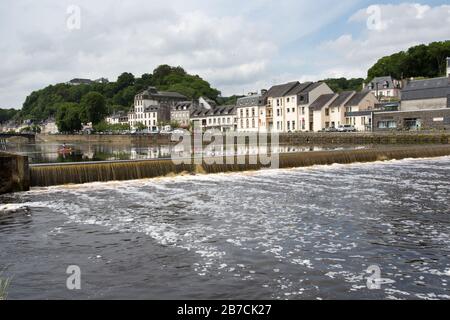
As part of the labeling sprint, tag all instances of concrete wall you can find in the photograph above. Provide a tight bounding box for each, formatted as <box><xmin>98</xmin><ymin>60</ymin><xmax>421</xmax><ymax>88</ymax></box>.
<box><xmin>0</xmin><ymin>152</ymin><xmax>30</xmax><ymax>194</ymax></box>
<box><xmin>373</xmin><ymin>109</ymin><xmax>450</xmax><ymax>131</ymax></box>
<box><xmin>401</xmin><ymin>98</ymin><xmax>447</xmax><ymax>111</ymax></box>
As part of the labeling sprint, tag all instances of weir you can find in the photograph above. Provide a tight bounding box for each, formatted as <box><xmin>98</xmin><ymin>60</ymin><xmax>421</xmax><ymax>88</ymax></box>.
<box><xmin>29</xmin><ymin>145</ymin><xmax>450</xmax><ymax>187</ymax></box>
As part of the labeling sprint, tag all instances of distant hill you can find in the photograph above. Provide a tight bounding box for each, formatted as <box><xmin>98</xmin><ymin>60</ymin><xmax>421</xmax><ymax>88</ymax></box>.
<box><xmin>367</xmin><ymin>40</ymin><xmax>450</xmax><ymax>82</ymax></box>
<box><xmin>20</xmin><ymin>65</ymin><xmax>222</xmax><ymax>121</ymax></box>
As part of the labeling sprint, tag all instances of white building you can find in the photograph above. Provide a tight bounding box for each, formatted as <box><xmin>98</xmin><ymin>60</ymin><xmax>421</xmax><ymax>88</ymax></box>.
<box><xmin>106</xmin><ymin>111</ymin><xmax>129</xmax><ymax>125</ymax></box>
<box><xmin>191</xmin><ymin>105</ymin><xmax>237</xmax><ymax>132</ymax></box>
<box><xmin>128</xmin><ymin>86</ymin><xmax>186</xmax><ymax>131</ymax></box>
<box><xmin>41</xmin><ymin>118</ymin><xmax>59</xmax><ymax>134</ymax></box>
<box><xmin>236</xmin><ymin>91</ymin><xmax>266</xmax><ymax>132</ymax></box>
<box><xmin>266</xmin><ymin>81</ymin><xmax>334</xmax><ymax>132</ymax></box>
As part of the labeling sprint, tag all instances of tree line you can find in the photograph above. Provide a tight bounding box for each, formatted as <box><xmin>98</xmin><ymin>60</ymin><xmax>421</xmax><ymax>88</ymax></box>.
<box><xmin>14</xmin><ymin>65</ymin><xmax>221</xmax><ymax>131</ymax></box>
<box><xmin>367</xmin><ymin>40</ymin><xmax>450</xmax><ymax>81</ymax></box>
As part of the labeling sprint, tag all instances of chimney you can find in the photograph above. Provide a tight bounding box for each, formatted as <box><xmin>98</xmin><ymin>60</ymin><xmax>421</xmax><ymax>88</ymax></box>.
<box><xmin>261</xmin><ymin>89</ymin><xmax>268</xmax><ymax>95</ymax></box>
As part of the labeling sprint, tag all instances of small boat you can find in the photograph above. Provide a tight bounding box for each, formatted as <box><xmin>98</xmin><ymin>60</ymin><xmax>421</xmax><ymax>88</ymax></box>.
<box><xmin>57</xmin><ymin>147</ymin><xmax>73</xmax><ymax>154</ymax></box>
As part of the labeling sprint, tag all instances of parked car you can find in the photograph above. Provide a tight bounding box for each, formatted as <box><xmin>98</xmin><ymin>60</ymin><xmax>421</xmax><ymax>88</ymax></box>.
<box><xmin>337</xmin><ymin>125</ymin><xmax>356</xmax><ymax>132</ymax></box>
<box><xmin>324</xmin><ymin>127</ymin><xmax>338</xmax><ymax>132</ymax></box>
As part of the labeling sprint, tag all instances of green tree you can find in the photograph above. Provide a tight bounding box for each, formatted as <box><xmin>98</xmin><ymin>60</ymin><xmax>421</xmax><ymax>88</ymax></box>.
<box><xmin>135</xmin><ymin>122</ymin><xmax>146</xmax><ymax>131</ymax></box>
<box><xmin>367</xmin><ymin>40</ymin><xmax>450</xmax><ymax>81</ymax></box>
<box><xmin>56</xmin><ymin>103</ymin><xmax>83</xmax><ymax>133</ymax></box>
<box><xmin>80</xmin><ymin>92</ymin><xmax>107</xmax><ymax>124</ymax></box>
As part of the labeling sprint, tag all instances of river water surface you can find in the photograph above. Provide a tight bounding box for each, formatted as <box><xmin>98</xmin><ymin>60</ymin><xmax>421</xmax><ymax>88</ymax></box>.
<box><xmin>1</xmin><ymin>157</ymin><xmax>450</xmax><ymax>299</ymax></box>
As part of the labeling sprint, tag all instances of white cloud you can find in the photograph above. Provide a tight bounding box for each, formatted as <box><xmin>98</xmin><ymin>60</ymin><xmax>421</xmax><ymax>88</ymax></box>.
<box><xmin>0</xmin><ymin>0</ymin><xmax>359</xmax><ymax>108</ymax></box>
<box><xmin>321</xmin><ymin>3</ymin><xmax>450</xmax><ymax>79</ymax></box>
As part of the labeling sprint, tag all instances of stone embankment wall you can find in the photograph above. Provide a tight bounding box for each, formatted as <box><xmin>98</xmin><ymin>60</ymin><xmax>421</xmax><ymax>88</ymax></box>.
<box><xmin>0</xmin><ymin>152</ymin><xmax>30</xmax><ymax>194</ymax></box>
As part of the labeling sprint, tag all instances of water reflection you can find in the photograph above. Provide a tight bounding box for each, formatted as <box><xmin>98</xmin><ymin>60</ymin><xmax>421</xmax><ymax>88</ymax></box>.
<box><xmin>4</xmin><ymin>141</ymin><xmax>366</xmax><ymax>164</ymax></box>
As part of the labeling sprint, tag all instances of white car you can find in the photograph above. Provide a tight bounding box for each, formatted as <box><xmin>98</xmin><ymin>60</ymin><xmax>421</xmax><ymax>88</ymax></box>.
<box><xmin>337</xmin><ymin>125</ymin><xmax>356</xmax><ymax>132</ymax></box>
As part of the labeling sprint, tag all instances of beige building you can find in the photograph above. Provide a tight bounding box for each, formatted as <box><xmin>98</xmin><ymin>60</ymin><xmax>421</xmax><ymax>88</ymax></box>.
<box><xmin>266</xmin><ymin>81</ymin><xmax>333</xmax><ymax>132</ymax></box>
<box><xmin>312</xmin><ymin>91</ymin><xmax>378</xmax><ymax>131</ymax></box>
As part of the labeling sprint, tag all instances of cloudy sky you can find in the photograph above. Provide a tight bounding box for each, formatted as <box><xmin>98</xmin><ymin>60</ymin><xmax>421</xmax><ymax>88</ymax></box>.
<box><xmin>1</xmin><ymin>0</ymin><xmax>450</xmax><ymax>108</ymax></box>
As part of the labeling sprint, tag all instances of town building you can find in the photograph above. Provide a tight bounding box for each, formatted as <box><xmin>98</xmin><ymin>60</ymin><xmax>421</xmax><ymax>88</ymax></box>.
<box><xmin>236</xmin><ymin>92</ymin><xmax>266</xmax><ymax>132</ymax></box>
<box><xmin>190</xmin><ymin>105</ymin><xmax>237</xmax><ymax>132</ymax></box>
<box><xmin>364</xmin><ymin>76</ymin><xmax>402</xmax><ymax>102</ymax></box>
<box><xmin>343</xmin><ymin>91</ymin><xmax>379</xmax><ymax>131</ymax></box>
<box><xmin>41</xmin><ymin>118</ymin><xmax>59</xmax><ymax>134</ymax></box>
<box><xmin>106</xmin><ymin>111</ymin><xmax>129</xmax><ymax>125</ymax></box>
<box><xmin>400</xmin><ymin>77</ymin><xmax>448</xmax><ymax>111</ymax></box>
<box><xmin>312</xmin><ymin>91</ymin><xmax>379</xmax><ymax>131</ymax></box>
<box><xmin>265</xmin><ymin>81</ymin><xmax>333</xmax><ymax>132</ymax></box>
<box><xmin>128</xmin><ymin>86</ymin><xmax>186</xmax><ymax>131</ymax></box>
<box><xmin>66</xmin><ymin>78</ymin><xmax>109</xmax><ymax>86</ymax></box>
<box><xmin>170</xmin><ymin>101</ymin><xmax>198</xmax><ymax>128</ymax></box>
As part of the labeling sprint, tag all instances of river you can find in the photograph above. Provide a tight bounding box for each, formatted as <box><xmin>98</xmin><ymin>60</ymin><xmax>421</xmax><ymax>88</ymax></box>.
<box><xmin>1</xmin><ymin>156</ymin><xmax>450</xmax><ymax>299</ymax></box>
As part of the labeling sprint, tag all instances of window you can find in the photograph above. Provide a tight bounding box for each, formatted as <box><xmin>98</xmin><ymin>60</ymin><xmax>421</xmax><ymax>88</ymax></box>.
<box><xmin>302</xmin><ymin>107</ymin><xmax>305</xmax><ymax>115</ymax></box>
<box><xmin>287</xmin><ymin>97</ymin><xmax>290</xmax><ymax>103</ymax></box>
<box><xmin>302</xmin><ymin>119</ymin><xmax>305</xmax><ymax>130</ymax></box>
<box><xmin>252</xmin><ymin>108</ymin><xmax>255</xmax><ymax>117</ymax></box>
<box><xmin>246</xmin><ymin>119</ymin><xmax>249</xmax><ymax>128</ymax></box>
<box><xmin>277</xmin><ymin>99</ymin><xmax>280</xmax><ymax>106</ymax></box>
<box><xmin>287</xmin><ymin>108</ymin><xmax>290</xmax><ymax>113</ymax></box>
<box><xmin>325</xmin><ymin>108</ymin><xmax>329</xmax><ymax>116</ymax></box>
<box><xmin>240</xmin><ymin>119</ymin><xmax>243</xmax><ymax>128</ymax></box>
<box><xmin>246</xmin><ymin>109</ymin><xmax>249</xmax><ymax>117</ymax></box>
<box><xmin>287</xmin><ymin>121</ymin><xmax>290</xmax><ymax>130</ymax></box>
<box><xmin>240</xmin><ymin>109</ymin><xmax>243</xmax><ymax>117</ymax></box>
<box><xmin>277</xmin><ymin>109</ymin><xmax>280</xmax><ymax>116</ymax></box>
<box><xmin>252</xmin><ymin>119</ymin><xmax>255</xmax><ymax>128</ymax></box>
<box><xmin>378</xmin><ymin>120</ymin><xmax>396</xmax><ymax>129</ymax></box>
<box><xmin>292</xmin><ymin>121</ymin><xmax>295</xmax><ymax>130</ymax></box>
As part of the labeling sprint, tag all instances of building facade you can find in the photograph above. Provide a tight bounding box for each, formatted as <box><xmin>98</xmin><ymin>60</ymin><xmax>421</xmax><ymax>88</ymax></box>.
<box><xmin>106</xmin><ymin>111</ymin><xmax>129</xmax><ymax>125</ymax></box>
<box><xmin>265</xmin><ymin>81</ymin><xmax>333</xmax><ymax>133</ymax></box>
<box><xmin>364</xmin><ymin>76</ymin><xmax>401</xmax><ymax>102</ymax></box>
<box><xmin>400</xmin><ymin>77</ymin><xmax>449</xmax><ymax>111</ymax></box>
<box><xmin>170</xmin><ymin>101</ymin><xmax>198</xmax><ymax>128</ymax></box>
<box><xmin>191</xmin><ymin>105</ymin><xmax>237</xmax><ymax>132</ymax></box>
<box><xmin>312</xmin><ymin>91</ymin><xmax>379</xmax><ymax>131</ymax></box>
<box><xmin>236</xmin><ymin>92</ymin><xmax>266</xmax><ymax>132</ymax></box>
<box><xmin>128</xmin><ymin>86</ymin><xmax>186</xmax><ymax>131</ymax></box>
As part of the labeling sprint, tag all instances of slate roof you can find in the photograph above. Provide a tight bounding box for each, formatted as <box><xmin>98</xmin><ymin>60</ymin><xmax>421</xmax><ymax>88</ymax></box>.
<box><xmin>345</xmin><ymin>91</ymin><xmax>372</xmax><ymax>106</ymax></box>
<box><xmin>191</xmin><ymin>105</ymin><xmax>236</xmax><ymax>118</ymax></box>
<box><xmin>266</xmin><ymin>82</ymin><xmax>299</xmax><ymax>98</ymax></box>
<box><xmin>329</xmin><ymin>91</ymin><xmax>355</xmax><ymax>108</ymax></box>
<box><xmin>284</xmin><ymin>82</ymin><xmax>313</xmax><ymax>96</ymax></box>
<box><xmin>309</xmin><ymin>94</ymin><xmax>337</xmax><ymax>111</ymax></box>
<box><xmin>172</xmin><ymin>101</ymin><xmax>195</xmax><ymax>111</ymax></box>
<box><xmin>137</xmin><ymin>86</ymin><xmax>187</xmax><ymax>100</ymax></box>
<box><xmin>401</xmin><ymin>77</ymin><xmax>449</xmax><ymax>101</ymax></box>
<box><xmin>365</xmin><ymin>76</ymin><xmax>398</xmax><ymax>90</ymax></box>
<box><xmin>236</xmin><ymin>94</ymin><xmax>264</xmax><ymax>108</ymax></box>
